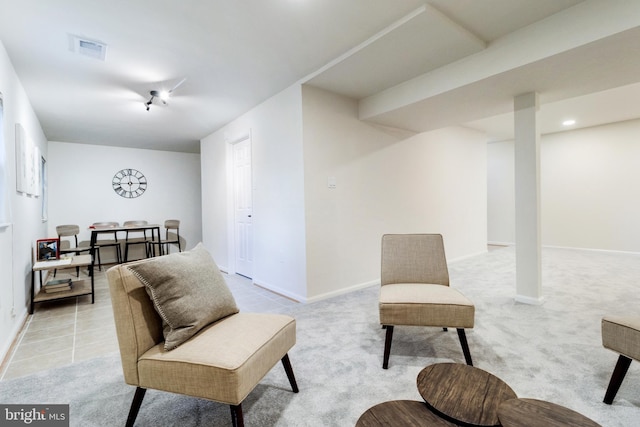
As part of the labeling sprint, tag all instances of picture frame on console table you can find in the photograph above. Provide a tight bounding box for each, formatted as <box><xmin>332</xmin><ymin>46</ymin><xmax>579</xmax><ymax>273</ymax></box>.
<box><xmin>36</xmin><ymin>238</ymin><xmax>60</xmax><ymax>261</ymax></box>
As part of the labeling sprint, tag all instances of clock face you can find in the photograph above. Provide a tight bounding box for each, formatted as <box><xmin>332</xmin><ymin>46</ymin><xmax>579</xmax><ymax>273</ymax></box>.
<box><xmin>112</xmin><ymin>168</ymin><xmax>147</xmax><ymax>198</ymax></box>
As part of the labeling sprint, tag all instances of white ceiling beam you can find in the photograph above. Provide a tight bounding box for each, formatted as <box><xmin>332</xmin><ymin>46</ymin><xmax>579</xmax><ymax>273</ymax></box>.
<box><xmin>300</xmin><ymin>5</ymin><xmax>428</xmax><ymax>83</ymax></box>
<box><xmin>359</xmin><ymin>0</ymin><xmax>640</xmax><ymax>121</ymax></box>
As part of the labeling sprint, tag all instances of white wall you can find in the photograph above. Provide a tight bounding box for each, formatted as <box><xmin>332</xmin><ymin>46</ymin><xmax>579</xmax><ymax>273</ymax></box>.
<box><xmin>201</xmin><ymin>84</ymin><xmax>488</xmax><ymax>303</ymax></box>
<box><xmin>487</xmin><ymin>140</ymin><xmax>515</xmax><ymax>245</ymax></box>
<box><xmin>0</xmin><ymin>41</ymin><xmax>49</xmax><ymax>362</ymax></box>
<box><xmin>201</xmin><ymin>84</ymin><xmax>308</xmax><ymax>301</ymax></box>
<box><xmin>47</xmin><ymin>141</ymin><xmax>202</xmax><ymax>259</ymax></box>
<box><xmin>488</xmin><ymin>118</ymin><xmax>640</xmax><ymax>252</ymax></box>
<box><xmin>302</xmin><ymin>86</ymin><xmax>488</xmax><ymax>300</ymax></box>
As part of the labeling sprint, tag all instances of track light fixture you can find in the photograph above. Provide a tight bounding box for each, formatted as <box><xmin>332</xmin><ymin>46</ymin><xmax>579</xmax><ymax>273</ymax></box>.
<box><xmin>144</xmin><ymin>78</ymin><xmax>186</xmax><ymax>111</ymax></box>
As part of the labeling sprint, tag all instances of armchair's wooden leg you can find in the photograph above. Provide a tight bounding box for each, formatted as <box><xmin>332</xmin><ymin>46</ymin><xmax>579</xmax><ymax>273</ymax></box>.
<box><xmin>230</xmin><ymin>404</ymin><xmax>244</xmax><ymax>427</ymax></box>
<box><xmin>125</xmin><ymin>387</ymin><xmax>146</xmax><ymax>427</ymax></box>
<box><xmin>604</xmin><ymin>355</ymin><xmax>632</xmax><ymax>404</ymax></box>
<box><xmin>281</xmin><ymin>353</ymin><xmax>299</xmax><ymax>393</ymax></box>
<box><xmin>383</xmin><ymin>325</ymin><xmax>394</xmax><ymax>369</ymax></box>
<box><xmin>456</xmin><ymin>328</ymin><xmax>473</xmax><ymax>366</ymax></box>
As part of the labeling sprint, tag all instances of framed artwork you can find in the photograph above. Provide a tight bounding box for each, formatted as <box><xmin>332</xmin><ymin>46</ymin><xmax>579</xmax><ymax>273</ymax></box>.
<box><xmin>15</xmin><ymin>123</ymin><xmax>28</xmax><ymax>193</ymax></box>
<box><xmin>36</xmin><ymin>238</ymin><xmax>60</xmax><ymax>261</ymax></box>
<box><xmin>15</xmin><ymin>123</ymin><xmax>42</xmax><ymax>196</ymax></box>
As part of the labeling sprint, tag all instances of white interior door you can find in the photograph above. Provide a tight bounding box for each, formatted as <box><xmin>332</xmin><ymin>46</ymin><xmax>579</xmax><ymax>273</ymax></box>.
<box><xmin>233</xmin><ymin>138</ymin><xmax>253</xmax><ymax>278</ymax></box>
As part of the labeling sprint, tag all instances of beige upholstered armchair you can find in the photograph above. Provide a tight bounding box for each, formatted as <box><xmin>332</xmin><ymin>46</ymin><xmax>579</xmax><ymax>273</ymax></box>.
<box><xmin>107</xmin><ymin>244</ymin><xmax>298</xmax><ymax>427</ymax></box>
<box><xmin>602</xmin><ymin>315</ymin><xmax>640</xmax><ymax>404</ymax></box>
<box><xmin>379</xmin><ymin>234</ymin><xmax>475</xmax><ymax>369</ymax></box>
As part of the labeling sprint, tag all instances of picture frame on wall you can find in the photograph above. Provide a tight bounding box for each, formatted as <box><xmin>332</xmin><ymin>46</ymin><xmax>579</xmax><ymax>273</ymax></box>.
<box><xmin>36</xmin><ymin>238</ymin><xmax>60</xmax><ymax>261</ymax></box>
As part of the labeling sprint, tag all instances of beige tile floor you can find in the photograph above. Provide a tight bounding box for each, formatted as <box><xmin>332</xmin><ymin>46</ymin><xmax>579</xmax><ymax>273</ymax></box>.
<box><xmin>0</xmin><ymin>264</ymin><xmax>299</xmax><ymax>381</ymax></box>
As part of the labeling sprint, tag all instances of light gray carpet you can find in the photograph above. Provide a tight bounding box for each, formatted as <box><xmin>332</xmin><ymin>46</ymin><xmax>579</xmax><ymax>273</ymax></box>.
<box><xmin>1</xmin><ymin>246</ymin><xmax>638</xmax><ymax>426</ymax></box>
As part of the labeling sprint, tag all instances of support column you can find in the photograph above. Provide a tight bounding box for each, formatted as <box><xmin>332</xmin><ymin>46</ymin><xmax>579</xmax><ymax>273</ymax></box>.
<box><xmin>514</xmin><ymin>92</ymin><xmax>543</xmax><ymax>304</ymax></box>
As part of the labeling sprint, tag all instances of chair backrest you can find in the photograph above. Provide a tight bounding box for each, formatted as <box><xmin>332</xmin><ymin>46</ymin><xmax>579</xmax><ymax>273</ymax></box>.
<box><xmin>56</xmin><ymin>224</ymin><xmax>80</xmax><ymax>237</ymax></box>
<box><xmin>164</xmin><ymin>219</ymin><xmax>180</xmax><ymax>230</ymax></box>
<box><xmin>124</xmin><ymin>220</ymin><xmax>149</xmax><ymax>238</ymax></box>
<box><xmin>57</xmin><ymin>224</ymin><xmax>80</xmax><ymax>249</ymax></box>
<box><xmin>124</xmin><ymin>220</ymin><xmax>148</xmax><ymax>227</ymax></box>
<box><xmin>93</xmin><ymin>221</ymin><xmax>119</xmax><ymax>228</ymax></box>
<box><xmin>107</xmin><ymin>261</ymin><xmax>164</xmax><ymax>386</ymax></box>
<box><xmin>93</xmin><ymin>222</ymin><xmax>119</xmax><ymax>240</ymax></box>
<box><xmin>381</xmin><ymin>234</ymin><xmax>449</xmax><ymax>287</ymax></box>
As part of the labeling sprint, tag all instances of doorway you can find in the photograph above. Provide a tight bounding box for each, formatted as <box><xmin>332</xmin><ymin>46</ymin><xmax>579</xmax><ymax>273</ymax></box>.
<box><xmin>232</xmin><ymin>137</ymin><xmax>253</xmax><ymax>278</ymax></box>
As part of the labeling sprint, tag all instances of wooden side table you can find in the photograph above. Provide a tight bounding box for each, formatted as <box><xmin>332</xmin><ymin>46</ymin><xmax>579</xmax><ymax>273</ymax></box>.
<box><xmin>498</xmin><ymin>398</ymin><xmax>601</xmax><ymax>427</ymax></box>
<box><xmin>31</xmin><ymin>255</ymin><xmax>95</xmax><ymax>314</ymax></box>
<box><xmin>356</xmin><ymin>400</ymin><xmax>457</xmax><ymax>427</ymax></box>
<box><xmin>417</xmin><ymin>363</ymin><xmax>517</xmax><ymax>427</ymax></box>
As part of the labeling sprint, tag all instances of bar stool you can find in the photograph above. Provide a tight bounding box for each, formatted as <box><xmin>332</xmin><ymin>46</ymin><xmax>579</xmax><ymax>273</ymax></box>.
<box><xmin>56</xmin><ymin>224</ymin><xmax>92</xmax><ymax>277</ymax></box>
<box><xmin>123</xmin><ymin>220</ymin><xmax>151</xmax><ymax>262</ymax></box>
<box><xmin>91</xmin><ymin>222</ymin><xmax>122</xmax><ymax>269</ymax></box>
<box><xmin>148</xmin><ymin>219</ymin><xmax>182</xmax><ymax>256</ymax></box>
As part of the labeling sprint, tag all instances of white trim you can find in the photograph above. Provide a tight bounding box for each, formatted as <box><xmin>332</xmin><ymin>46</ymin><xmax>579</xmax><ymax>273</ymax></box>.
<box><xmin>449</xmin><ymin>250</ymin><xmax>488</xmax><ymax>263</ymax></box>
<box><xmin>542</xmin><ymin>244</ymin><xmax>640</xmax><ymax>257</ymax></box>
<box><xmin>0</xmin><ymin>310</ymin><xmax>29</xmax><ymax>380</ymax></box>
<box><xmin>224</xmin><ymin>129</ymin><xmax>252</xmax><ymax>146</ymax></box>
<box><xmin>487</xmin><ymin>241</ymin><xmax>514</xmax><ymax>247</ymax></box>
<box><xmin>0</xmin><ymin>222</ymin><xmax>11</xmax><ymax>229</ymax></box>
<box><xmin>305</xmin><ymin>280</ymin><xmax>379</xmax><ymax>304</ymax></box>
<box><xmin>252</xmin><ymin>278</ymin><xmax>379</xmax><ymax>304</ymax></box>
<box><xmin>224</xmin><ymin>129</ymin><xmax>252</xmax><ymax>276</ymax></box>
<box><xmin>225</xmin><ymin>143</ymin><xmax>235</xmax><ymax>275</ymax></box>
<box><xmin>252</xmin><ymin>278</ymin><xmax>306</xmax><ymax>303</ymax></box>
<box><xmin>514</xmin><ymin>294</ymin><xmax>545</xmax><ymax>305</ymax></box>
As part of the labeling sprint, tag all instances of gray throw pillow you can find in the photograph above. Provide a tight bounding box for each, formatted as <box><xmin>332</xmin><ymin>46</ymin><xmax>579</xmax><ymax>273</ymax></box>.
<box><xmin>127</xmin><ymin>242</ymin><xmax>239</xmax><ymax>350</ymax></box>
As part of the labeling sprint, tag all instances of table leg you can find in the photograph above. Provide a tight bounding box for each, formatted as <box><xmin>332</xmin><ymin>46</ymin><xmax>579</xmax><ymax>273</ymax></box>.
<box><xmin>30</xmin><ymin>270</ymin><xmax>35</xmax><ymax>314</ymax></box>
<box><xmin>89</xmin><ymin>230</ymin><xmax>97</xmax><ymax>276</ymax></box>
<box><xmin>90</xmin><ymin>257</ymin><xmax>95</xmax><ymax>304</ymax></box>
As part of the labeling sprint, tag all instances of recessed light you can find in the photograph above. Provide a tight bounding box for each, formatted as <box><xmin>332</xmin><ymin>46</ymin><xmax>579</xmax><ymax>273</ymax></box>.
<box><xmin>562</xmin><ymin>119</ymin><xmax>576</xmax><ymax>126</ymax></box>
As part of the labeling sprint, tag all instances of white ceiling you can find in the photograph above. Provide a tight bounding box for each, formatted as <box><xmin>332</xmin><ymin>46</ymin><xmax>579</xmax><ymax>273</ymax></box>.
<box><xmin>1</xmin><ymin>0</ymin><xmax>639</xmax><ymax>153</ymax></box>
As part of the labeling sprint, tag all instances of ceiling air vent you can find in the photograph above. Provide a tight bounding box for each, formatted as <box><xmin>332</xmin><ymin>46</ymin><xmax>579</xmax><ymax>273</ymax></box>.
<box><xmin>69</xmin><ymin>35</ymin><xmax>107</xmax><ymax>61</ymax></box>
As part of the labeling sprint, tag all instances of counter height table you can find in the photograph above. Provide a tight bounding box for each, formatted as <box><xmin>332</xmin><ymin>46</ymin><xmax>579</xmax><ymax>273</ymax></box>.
<box><xmin>88</xmin><ymin>223</ymin><xmax>161</xmax><ymax>267</ymax></box>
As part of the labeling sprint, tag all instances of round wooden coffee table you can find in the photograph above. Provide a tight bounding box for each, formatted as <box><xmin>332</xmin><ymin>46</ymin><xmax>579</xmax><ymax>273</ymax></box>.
<box><xmin>356</xmin><ymin>400</ymin><xmax>457</xmax><ymax>426</ymax></box>
<box><xmin>498</xmin><ymin>398</ymin><xmax>602</xmax><ymax>427</ymax></box>
<box><xmin>417</xmin><ymin>363</ymin><xmax>517</xmax><ymax>427</ymax></box>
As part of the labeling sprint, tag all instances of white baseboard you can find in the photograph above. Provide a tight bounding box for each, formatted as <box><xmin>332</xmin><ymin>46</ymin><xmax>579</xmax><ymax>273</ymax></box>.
<box><xmin>251</xmin><ymin>278</ymin><xmax>307</xmax><ymax>303</ymax></box>
<box><xmin>487</xmin><ymin>241</ymin><xmax>514</xmax><ymax>247</ymax></box>
<box><xmin>514</xmin><ymin>294</ymin><xmax>545</xmax><ymax>305</ymax></box>
<box><xmin>0</xmin><ymin>308</ymin><xmax>28</xmax><ymax>378</ymax></box>
<box><xmin>304</xmin><ymin>279</ymin><xmax>379</xmax><ymax>304</ymax></box>
<box><xmin>542</xmin><ymin>244</ymin><xmax>640</xmax><ymax>256</ymax></box>
<box><xmin>252</xmin><ymin>278</ymin><xmax>379</xmax><ymax>304</ymax></box>
<box><xmin>449</xmin><ymin>250</ymin><xmax>488</xmax><ymax>263</ymax></box>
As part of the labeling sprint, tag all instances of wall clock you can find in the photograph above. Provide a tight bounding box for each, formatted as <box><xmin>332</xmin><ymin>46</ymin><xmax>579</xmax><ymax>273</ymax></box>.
<box><xmin>112</xmin><ymin>168</ymin><xmax>147</xmax><ymax>198</ymax></box>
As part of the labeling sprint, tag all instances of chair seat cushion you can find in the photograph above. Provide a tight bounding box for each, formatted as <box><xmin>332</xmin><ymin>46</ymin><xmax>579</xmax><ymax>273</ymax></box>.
<box><xmin>602</xmin><ymin>315</ymin><xmax>640</xmax><ymax>361</ymax></box>
<box><xmin>380</xmin><ymin>283</ymin><xmax>474</xmax><ymax>328</ymax></box>
<box><xmin>137</xmin><ymin>312</ymin><xmax>296</xmax><ymax>405</ymax></box>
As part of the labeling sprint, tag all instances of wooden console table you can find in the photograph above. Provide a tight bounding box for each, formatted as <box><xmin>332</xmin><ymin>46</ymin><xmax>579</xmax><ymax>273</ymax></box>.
<box><xmin>30</xmin><ymin>254</ymin><xmax>94</xmax><ymax>314</ymax></box>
